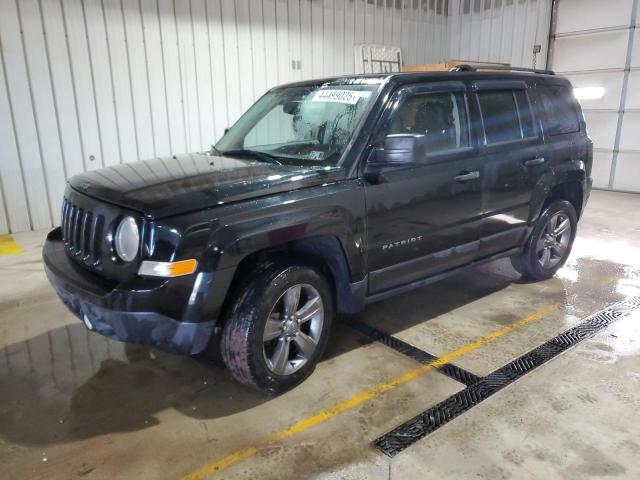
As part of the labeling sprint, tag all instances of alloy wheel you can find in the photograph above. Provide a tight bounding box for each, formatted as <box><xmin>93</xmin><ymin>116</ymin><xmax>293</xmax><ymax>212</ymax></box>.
<box><xmin>263</xmin><ymin>284</ymin><xmax>324</xmax><ymax>375</ymax></box>
<box><xmin>536</xmin><ymin>212</ymin><xmax>572</xmax><ymax>269</ymax></box>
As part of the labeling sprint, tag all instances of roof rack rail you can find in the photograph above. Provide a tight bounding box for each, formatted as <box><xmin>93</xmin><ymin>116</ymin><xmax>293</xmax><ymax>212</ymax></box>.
<box><xmin>449</xmin><ymin>64</ymin><xmax>555</xmax><ymax>75</ymax></box>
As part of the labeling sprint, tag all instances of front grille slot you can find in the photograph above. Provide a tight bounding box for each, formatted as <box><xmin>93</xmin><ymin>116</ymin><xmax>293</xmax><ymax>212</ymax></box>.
<box><xmin>61</xmin><ymin>198</ymin><xmax>104</xmax><ymax>266</ymax></box>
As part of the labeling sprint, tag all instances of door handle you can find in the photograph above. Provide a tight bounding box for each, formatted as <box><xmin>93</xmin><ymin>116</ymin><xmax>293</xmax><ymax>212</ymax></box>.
<box><xmin>453</xmin><ymin>171</ymin><xmax>480</xmax><ymax>182</ymax></box>
<box><xmin>523</xmin><ymin>157</ymin><xmax>545</xmax><ymax>167</ymax></box>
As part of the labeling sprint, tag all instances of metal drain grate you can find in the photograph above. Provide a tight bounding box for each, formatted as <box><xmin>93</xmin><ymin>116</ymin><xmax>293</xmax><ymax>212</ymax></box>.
<box><xmin>345</xmin><ymin>318</ymin><xmax>481</xmax><ymax>387</ymax></box>
<box><xmin>374</xmin><ymin>296</ymin><xmax>640</xmax><ymax>457</ymax></box>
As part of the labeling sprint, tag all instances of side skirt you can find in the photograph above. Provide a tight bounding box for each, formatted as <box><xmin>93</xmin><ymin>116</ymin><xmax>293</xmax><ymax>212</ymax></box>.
<box><xmin>364</xmin><ymin>247</ymin><xmax>521</xmax><ymax>305</ymax></box>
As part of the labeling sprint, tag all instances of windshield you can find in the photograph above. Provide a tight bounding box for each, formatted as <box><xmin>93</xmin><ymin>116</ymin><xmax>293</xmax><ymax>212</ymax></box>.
<box><xmin>215</xmin><ymin>82</ymin><xmax>380</xmax><ymax>165</ymax></box>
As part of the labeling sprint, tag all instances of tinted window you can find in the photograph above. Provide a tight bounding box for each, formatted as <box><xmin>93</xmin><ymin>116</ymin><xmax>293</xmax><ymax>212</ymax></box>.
<box><xmin>536</xmin><ymin>85</ymin><xmax>580</xmax><ymax>136</ymax></box>
<box><xmin>478</xmin><ymin>90</ymin><xmax>521</xmax><ymax>143</ymax></box>
<box><xmin>515</xmin><ymin>90</ymin><xmax>535</xmax><ymax>138</ymax></box>
<box><xmin>385</xmin><ymin>91</ymin><xmax>469</xmax><ymax>155</ymax></box>
<box><xmin>216</xmin><ymin>84</ymin><xmax>379</xmax><ymax>165</ymax></box>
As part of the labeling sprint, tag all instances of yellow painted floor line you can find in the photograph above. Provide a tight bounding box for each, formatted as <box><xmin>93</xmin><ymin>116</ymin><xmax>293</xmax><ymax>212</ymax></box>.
<box><xmin>182</xmin><ymin>303</ymin><xmax>559</xmax><ymax>480</ymax></box>
<box><xmin>0</xmin><ymin>235</ymin><xmax>22</xmax><ymax>256</ymax></box>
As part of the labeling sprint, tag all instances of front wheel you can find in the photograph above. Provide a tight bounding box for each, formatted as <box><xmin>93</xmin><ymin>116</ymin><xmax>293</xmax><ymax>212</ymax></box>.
<box><xmin>221</xmin><ymin>264</ymin><xmax>333</xmax><ymax>395</ymax></box>
<box><xmin>511</xmin><ymin>200</ymin><xmax>577</xmax><ymax>281</ymax></box>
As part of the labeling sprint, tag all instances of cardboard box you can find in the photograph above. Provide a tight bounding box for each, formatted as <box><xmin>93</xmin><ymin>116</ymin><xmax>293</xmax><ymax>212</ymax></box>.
<box><xmin>402</xmin><ymin>59</ymin><xmax>511</xmax><ymax>72</ymax></box>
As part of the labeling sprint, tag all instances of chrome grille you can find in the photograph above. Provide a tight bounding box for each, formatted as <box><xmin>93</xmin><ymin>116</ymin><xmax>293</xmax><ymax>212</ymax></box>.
<box><xmin>61</xmin><ymin>198</ymin><xmax>104</xmax><ymax>266</ymax></box>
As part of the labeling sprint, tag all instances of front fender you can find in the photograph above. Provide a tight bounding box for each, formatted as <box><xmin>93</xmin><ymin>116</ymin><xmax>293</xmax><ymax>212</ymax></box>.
<box><xmin>154</xmin><ymin>180</ymin><xmax>366</xmax><ymax>322</ymax></box>
<box><xmin>212</xmin><ymin>204</ymin><xmax>366</xmax><ymax>281</ymax></box>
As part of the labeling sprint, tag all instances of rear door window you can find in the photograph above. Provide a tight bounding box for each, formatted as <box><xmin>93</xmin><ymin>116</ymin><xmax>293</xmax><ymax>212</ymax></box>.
<box><xmin>515</xmin><ymin>90</ymin><xmax>536</xmax><ymax>138</ymax></box>
<box><xmin>478</xmin><ymin>89</ymin><xmax>538</xmax><ymax>144</ymax></box>
<box><xmin>536</xmin><ymin>85</ymin><xmax>580</xmax><ymax>136</ymax></box>
<box><xmin>477</xmin><ymin>90</ymin><xmax>522</xmax><ymax>143</ymax></box>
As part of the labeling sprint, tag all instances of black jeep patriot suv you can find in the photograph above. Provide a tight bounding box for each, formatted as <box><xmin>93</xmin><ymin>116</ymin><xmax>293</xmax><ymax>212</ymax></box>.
<box><xmin>43</xmin><ymin>67</ymin><xmax>592</xmax><ymax>394</ymax></box>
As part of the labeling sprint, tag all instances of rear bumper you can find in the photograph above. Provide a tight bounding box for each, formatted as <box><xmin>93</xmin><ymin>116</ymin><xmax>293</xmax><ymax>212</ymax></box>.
<box><xmin>43</xmin><ymin>228</ymin><xmax>215</xmax><ymax>355</ymax></box>
<box><xmin>583</xmin><ymin>176</ymin><xmax>593</xmax><ymax>212</ymax></box>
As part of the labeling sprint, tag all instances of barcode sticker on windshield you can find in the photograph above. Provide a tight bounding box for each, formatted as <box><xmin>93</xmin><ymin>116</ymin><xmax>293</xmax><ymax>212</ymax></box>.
<box><xmin>312</xmin><ymin>89</ymin><xmax>361</xmax><ymax>104</ymax></box>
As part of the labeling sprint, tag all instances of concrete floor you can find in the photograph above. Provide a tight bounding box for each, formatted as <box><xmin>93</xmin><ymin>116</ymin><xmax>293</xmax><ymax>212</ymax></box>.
<box><xmin>0</xmin><ymin>189</ymin><xmax>639</xmax><ymax>480</ymax></box>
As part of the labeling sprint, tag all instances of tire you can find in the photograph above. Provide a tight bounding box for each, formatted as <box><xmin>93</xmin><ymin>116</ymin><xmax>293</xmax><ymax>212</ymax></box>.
<box><xmin>511</xmin><ymin>200</ymin><xmax>577</xmax><ymax>281</ymax></box>
<box><xmin>220</xmin><ymin>263</ymin><xmax>334</xmax><ymax>395</ymax></box>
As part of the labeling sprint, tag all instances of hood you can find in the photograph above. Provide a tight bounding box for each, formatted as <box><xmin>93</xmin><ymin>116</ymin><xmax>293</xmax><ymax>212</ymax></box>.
<box><xmin>68</xmin><ymin>153</ymin><xmax>345</xmax><ymax>218</ymax></box>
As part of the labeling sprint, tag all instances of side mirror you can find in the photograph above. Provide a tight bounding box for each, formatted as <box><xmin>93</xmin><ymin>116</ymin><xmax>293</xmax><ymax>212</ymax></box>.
<box><xmin>364</xmin><ymin>134</ymin><xmax>426</xmax><ymax>183</ymax></box>
<box><xmin>373</xmin><ymin>134</ymin><xmax>426</xmax><ymax>166</ymax></box>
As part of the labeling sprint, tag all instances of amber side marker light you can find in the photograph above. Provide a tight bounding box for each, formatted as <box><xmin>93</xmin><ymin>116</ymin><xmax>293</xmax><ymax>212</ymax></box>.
<box><xmin>138</xmin><ymin>259</ymin><xmax>198</xmax><ymax>277</ymax></box>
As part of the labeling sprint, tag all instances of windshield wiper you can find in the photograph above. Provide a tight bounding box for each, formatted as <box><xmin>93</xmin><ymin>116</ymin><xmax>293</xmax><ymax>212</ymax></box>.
<box><xmin>219</xmin><ymin>149</ymin><xmax>283</xmax><ymax>165</ymax></box>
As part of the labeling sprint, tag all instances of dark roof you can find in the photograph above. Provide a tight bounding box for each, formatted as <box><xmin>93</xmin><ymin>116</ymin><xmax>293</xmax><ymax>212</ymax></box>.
<box><xmin>275</xmin><ymin>69</ymin><xmax>565</xmax><ymax>90</ymax></box>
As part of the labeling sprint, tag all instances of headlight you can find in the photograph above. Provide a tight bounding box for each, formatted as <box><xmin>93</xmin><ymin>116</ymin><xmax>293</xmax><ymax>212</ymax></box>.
<box><xmin>114</xmin><ymin>216</ymin><xmax>139</xmax><ymax>262</ymax></box>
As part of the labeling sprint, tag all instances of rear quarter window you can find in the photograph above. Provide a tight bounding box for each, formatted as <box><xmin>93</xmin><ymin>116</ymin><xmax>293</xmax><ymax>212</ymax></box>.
<box><xmin>535</xmin><ymin>84</ymin><xmax>580</xmax><ymax>136</ymax></box>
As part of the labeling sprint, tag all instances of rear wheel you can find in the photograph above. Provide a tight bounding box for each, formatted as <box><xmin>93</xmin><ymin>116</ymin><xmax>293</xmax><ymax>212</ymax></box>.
<box><xmin>511</xmin><ymin>200</ymin><xmax>577</xmax><ymax>281</ymax></box>
<box><xmin>221</xmin><ymin>264</ymin><xmax>333</xmax><ymax>395</ymax></box>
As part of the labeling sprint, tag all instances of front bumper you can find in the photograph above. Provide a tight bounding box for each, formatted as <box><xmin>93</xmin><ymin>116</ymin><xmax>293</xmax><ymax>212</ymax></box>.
<box><xmin>43</xmin><ymin>228</ymin><xmax>214</xmax><ymax>355</ymax></box>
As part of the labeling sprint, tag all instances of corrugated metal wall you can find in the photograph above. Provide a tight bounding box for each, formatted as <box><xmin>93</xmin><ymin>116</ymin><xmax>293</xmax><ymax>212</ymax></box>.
<box><xmin>550</xmin><ymin>0</ymin><xmax>640</xmax><ymax>192</ymax></box>
<box><xmin>448</xmin><ymin>0</ymin><xmax>552</xmax><ymax>68</ymax></box>
<box><xmin>0</xmin><ymin>0</ymin><xmax>551</xmax><ymax>234</ymax></box>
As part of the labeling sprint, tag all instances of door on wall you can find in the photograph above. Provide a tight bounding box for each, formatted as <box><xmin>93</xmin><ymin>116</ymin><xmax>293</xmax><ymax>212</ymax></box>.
<box><xmin>550</xmin><ymin>0</ymin><xmax>639</xmax><ymax>191</ymax></box>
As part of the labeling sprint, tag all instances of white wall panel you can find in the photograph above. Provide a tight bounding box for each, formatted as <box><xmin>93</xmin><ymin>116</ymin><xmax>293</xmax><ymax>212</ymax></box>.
<box><xmin>0</xmin><ymin>42</ymin><xmax>31</xmax><ymax>232</ymax></box>
<box><xmin>275</xmin><ymin>0</ymin><xmax>290</xmax><ymax>80</ymax></box>
<box><xmin>591</xmin><ymin>151</ymin><xmax>614</xmax><ymax>189</ymax></box>
<box><xmin>288</xmin><ymin>0</ymin><xmax>303</xmax><ymax>80</ymax></box>
<box><xmin>555</xmin><ymin>0</ymin><xmax>633</xmax><ymax>33</ymax></box>
<box><xmin>40</xmin><ymin>0</ymin><xmax>85</xmax><ymax>178</ymax></box>
<box><xmin>159</xmin><ymin>0</ymin><xmax>188</xmax><ymax>154</ymax></box>
<box><xmin>0</xmin><ymin>0</ymin><xmax>52</xmax><ymax>229</ymax></box>
<box><xmin>105</xmin><ymin>0</ymin><xmax>140</xmax><ymax>161</ymax></box>
<box><xmin>323</xmin><ymin>0</ymin><xmax>336</xmax><ymax>75</ymax></box>
<box><xmin>175</xmin><ymin>0</ymin><xmax>204</xmax><ymax>152</ymax></box>
<box><xmin>619</xmin><ymin>113</ymin><xmax>640</xmax><ymax>151</ymax></box>
<box><xmin>0</xmin><ymin>184</ymin><xmax>7</xmax><ymax>234</ymax></box>
<box><xmin>122</xmin><ymin>0</ymin><xmax>156</xmax><ymax>160</ymax></box>
<box><xmin>18</xmin><ymin>0</ymin><xmax>68</xmax><ymax>222</ymax></box>
<box><xmin>632</xmin><ymin>31</ymin><xmax>640</xmax><ymax>67</ymax></box>
<box><xmin>582</xmin><ymin>113</ymin><xmax>619</xmax><ymax>150</ymax></box>
<box><xmin>85</xmin><ymin>0</ymin><xmax>123</xmax><ymax>167</ymax></box>
<box><xmin>191</xmin><ymin>0</ymin><xmax>216</xmax><ymax>150</ymax></box>
<box><xmin>625</xmin><ymin>72</ymin><xmax>640</xmax><ymax>109</ymax></box>
<box><xmin>553</xmin><ymin>31</ymin><xmax>629</xmax><ymax>73</ymax></box>
<box><xmin>62</xmin><ymin>0</ymin><xmax>105</xmax><ymax>170</ymax></box>
<box><xmin>205</xmin><ymin>0</ymin><xmax>229</xmax><ymax>140</ymax></box>
<box><xmin>613</xmin><ymin>153</ymin><xmax>640</xmax><ymax>191</ymax></box>
<box><xmin>140</xmin><ymin>0</ymin><xmax>172</xmax><ymax>156</ymax></box>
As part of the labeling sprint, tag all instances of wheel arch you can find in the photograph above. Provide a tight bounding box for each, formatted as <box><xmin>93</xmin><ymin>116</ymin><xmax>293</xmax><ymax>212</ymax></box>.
<box><xmin>531</xmin><ymin>174</ymin><xmax>586</xmax><ymax>224</ymax></box>
<box><xmin>544</xmin><ymin>181</ymin><xmax>584</xmax><ymax>218</ymax></box>
<box><xmin>221</xmin><ymin>235</ymin><xmax>366</xmax><ymax>319</ymax></box>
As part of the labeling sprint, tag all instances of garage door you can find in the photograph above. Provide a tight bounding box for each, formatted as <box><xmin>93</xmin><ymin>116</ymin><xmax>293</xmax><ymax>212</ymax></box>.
<box><xmin>550</xmin><ymin>0</ymin><xmax>640</xmax><ymax>192</ymax></box>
